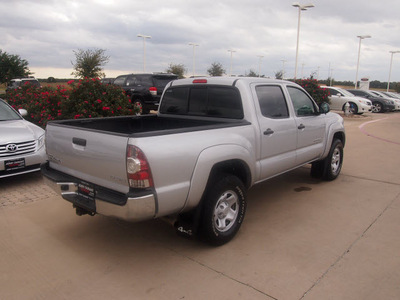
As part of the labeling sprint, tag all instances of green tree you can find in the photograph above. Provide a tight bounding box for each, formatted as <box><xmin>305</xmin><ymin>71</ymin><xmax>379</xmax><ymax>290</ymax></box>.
<box><xmin>0</xmin><ymin>50</ymin><xmax>32</xmax><ymax>84</ymax></box>
<box><xmin>394</xmin><ymin>82</ymin><xmax>400</xmax><ymax>93</ymax></box>
<box><xmin>246</xmin><ymin>69</ymin><xmax>258</xmax><ymax>77</ymax></box>
<box><xmin>71</xmin><ymin>48</ymin><xmax>109</xmax><ymax>79</ymax></box>
<box><xmin>275</xmin><ymin>70</ymin><xmax>283</xmax><ymax>80</ymax></box>
<box><xmin>165</xmin><ymin>63</ymin><xmax>186</xmax><ymax>78</ymax></box>
<box><xmin>207</xmin><ymin>62</ymin><xmax>225</xmax><ymax>76</ymax></box>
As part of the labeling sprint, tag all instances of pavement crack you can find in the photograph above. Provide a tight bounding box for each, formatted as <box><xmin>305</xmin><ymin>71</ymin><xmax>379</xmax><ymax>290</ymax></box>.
<box><xmin>299</xmin><ymin>190</ymin><xmax>400</xmax><ymax>300</ymax></box>
<box><xmin>166</xmin><ymin>247</ymin><xmax>278</xmax><ymax>300</ymax></box>
<box><xmin>343</xmin><ymin>173</ymin><xmax>400</xmax><ymax>187</ymax></box>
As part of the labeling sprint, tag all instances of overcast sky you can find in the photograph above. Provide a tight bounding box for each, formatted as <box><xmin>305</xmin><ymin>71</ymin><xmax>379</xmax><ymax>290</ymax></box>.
<box><xmin>1</xmin><ymin>0</ymin><xmax>400</xmax><ymax>82</ymax></box>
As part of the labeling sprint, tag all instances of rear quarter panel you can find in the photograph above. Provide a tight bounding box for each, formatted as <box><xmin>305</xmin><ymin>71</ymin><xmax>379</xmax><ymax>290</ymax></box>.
<box><xmin>132</xmin><ymin>124</ymin><xmax>257</xmax><ymax>217</ymax></box>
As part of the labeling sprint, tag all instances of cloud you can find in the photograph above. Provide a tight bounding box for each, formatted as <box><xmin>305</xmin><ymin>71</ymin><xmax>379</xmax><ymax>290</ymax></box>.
<box><xmin>0</xmin><ymin>0</ymin><xmax>399</xmax><ymax>81</ymax></box>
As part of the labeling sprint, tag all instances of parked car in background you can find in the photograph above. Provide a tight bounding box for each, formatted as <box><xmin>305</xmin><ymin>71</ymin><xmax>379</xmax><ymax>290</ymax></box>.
<box><xmin>369</xmin><ymin>90</ymin><xmax>400</xmax><ymax>110</ymax></box>
<box><xmin>100</xmin><ymin>78</ymin><xmax>115</xmax><ymax>85</ymax></box>
<box><xmin>113</xmin><ymin>73</ymin><xmax>178</xmax><ymax>113</ymax></box>
<box><xmin>322</xmin><ymin>86</ymin><xmax>372</xmax><ymax>114</ymax></box>
<box><xmin>347</xmin><ymin>89</ymin><xmax>395</xmax><ymax>113</ymax></box>
<box><xmin>6</xmin><ymin>78</ymin><xmax>41</xmax><ymax>93</ymax></box>
<box><xmin>0</xmin><ymin>98</ymin><xmax>47</xmax><ymax>178</ymax></box>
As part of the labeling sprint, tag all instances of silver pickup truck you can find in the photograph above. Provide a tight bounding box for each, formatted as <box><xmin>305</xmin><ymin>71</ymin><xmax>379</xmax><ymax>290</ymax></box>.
<box><xmin>42</xmin><ymin>77</ymin><xmax>345</xmax><ymax>245</ymax></box>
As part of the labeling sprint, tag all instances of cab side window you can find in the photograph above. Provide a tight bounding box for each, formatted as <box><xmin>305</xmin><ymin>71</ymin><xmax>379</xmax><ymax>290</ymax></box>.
<box><xmin>125</xmin><ymin>76</ymin><xmax>137</xmax><ymax>86</ymax></box>
<box><xmin>256</xmin><ymin>85</ymin><xmax>289</xmax><ymax>118</ymax></box>
<box><xmin>287</xmin><ymin>86</ymin><xmax>317</xmax><ymax>116</ymax></box>
<box><xmin>113</xmin><ymin>76</ymin><xmax>127</xmax><ymax>87</ymax></box>
<box><xmin>329</xmin><ymin>89</ymin><xmax>338</xmax><ymax>96</ymax></box>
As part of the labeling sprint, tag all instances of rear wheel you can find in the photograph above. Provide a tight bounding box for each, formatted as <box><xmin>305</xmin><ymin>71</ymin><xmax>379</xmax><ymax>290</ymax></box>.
<box><xmin>200</xmin><ymin>174</ymin><xmax>246</xmax><ymax>246</ymax></box>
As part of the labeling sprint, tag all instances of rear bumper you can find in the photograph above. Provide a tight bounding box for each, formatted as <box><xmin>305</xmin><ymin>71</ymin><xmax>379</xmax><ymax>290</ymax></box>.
<box><xmin>41</xmin><ymin>162</ymin><xmax>156</xmax><ymax>222</ymax></box>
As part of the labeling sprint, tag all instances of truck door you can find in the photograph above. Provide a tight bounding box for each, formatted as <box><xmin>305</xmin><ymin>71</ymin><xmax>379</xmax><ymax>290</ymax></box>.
<box><xmin>253</xmin><ymin>84</ymin><xmax>297</xmax><ymax>179</ymax></box>
<box><xmin>286</xmin><ymin>86</ymin><xmax>326</xmax><ymax>165</ymax></box>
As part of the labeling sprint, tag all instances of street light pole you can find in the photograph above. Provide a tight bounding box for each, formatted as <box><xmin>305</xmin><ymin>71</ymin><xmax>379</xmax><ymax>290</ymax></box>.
<box><xmin>387</xmin><ymin>50</ymin><xmax>400</xmax><ymax>91</ymax></box>
<box><xmin>292</xmin><ymin>2</ymin><xmax>314</xmax><ymax>80</ymax></box>
<box><xmin>189</xmin><ymin>43</ymin><xmax>199</xmax><ymax>77</ymax></box>
<box><xmin>281</xmin><ymin>59</ymin><xmax>287</xmax><ymax>80</ymax></box>
<box><xmin>257</xmin><ymin>55</ymin><xmax>264</xmax><ymax>77</ymax></box>
<box><xmin>355</xmin><ymin>35</ymin><xmax>371</xmax><ymax>89</ymax></box>
<box><xmin>228</xmin><ymin>49</ymin><xmax>236</xmax><ymax>76</ymax></box>
<box><xmin>137</xmin><ymin>34</ymin><xmax>151</xmax><ymax>72</ymax></box>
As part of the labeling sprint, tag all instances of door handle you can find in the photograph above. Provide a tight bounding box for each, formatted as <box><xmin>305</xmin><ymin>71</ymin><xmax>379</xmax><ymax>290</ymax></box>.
<box><xmin>298</xmin><ymin>124</ymin><xmax>305</xmax><ymax>130</ymax></box>
<box><xmin>72</xmin><ymin>137</ymin><xmax>87</xmax><ymax>147</ymax></box>
<box><xmin>263</xmin><ymin>128</ymin><xmax>274</xmax><ymax>135</ymax></box>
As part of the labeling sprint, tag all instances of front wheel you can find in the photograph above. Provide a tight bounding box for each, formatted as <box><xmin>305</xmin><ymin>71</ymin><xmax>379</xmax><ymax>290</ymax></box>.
<box><xmin>310</xmin><ymin>139</ymin><xmax>344</xmax><ymax>180</ymax></box>
<box><xmin>348</xmin><ymin>102</ymin><xmax>358</xmax><ymax>114</ymax></box>
<box><xmin>372</xmin><ymin>102</ymin><xmax>383</xmax><ymax>113</ymax></box>
<box><xmin>323</xmin><ymin>139</ymin><xmax>344</xmax><ymax>180</ymax></box>
<box><xmin>200</xmin><ymin>175</ymin><xmax>246</xmax><ymax>246</ymax></box>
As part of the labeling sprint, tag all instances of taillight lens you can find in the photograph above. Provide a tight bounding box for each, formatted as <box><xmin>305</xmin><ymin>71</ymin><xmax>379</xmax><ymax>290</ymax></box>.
<box><xmin>193</xmin><ymin>79</ymin><xmax>207</xmax><ymax>84</ymax></box>
<box><xmin>126</xmin><ymin>145</ymin><xmax>154</xmax><ymax>188</ymax></box>
<box><xmin>149</xmin><ymin>87</ymin><xmax>157</xmax><ymax>96</ymax></box>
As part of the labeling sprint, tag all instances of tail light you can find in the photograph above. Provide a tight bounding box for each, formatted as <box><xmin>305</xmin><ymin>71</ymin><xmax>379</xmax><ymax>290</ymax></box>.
<box><xmin>193</xmin><ymin>79</ymin><xmax>207</xmax><ymax>84</ymax></box>
<box><xmin>149</xmin><ymin>87</ymin><xmax>157</xmax><ymax>96</ymax></box>
<box><xmin>126</xmin><ymin>145</ymin><xmax>154</xmax><ymax>188</ymax></box>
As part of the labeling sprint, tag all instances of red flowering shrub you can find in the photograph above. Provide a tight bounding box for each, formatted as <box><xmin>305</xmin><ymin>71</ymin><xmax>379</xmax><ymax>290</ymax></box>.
<box><xmin>5</xmin><ymin>84</ymin><xmax>67</xmax><ymax>127</ymax></box>
<box><xmin>62</xmin><ymin>78</ymin><xmax>134</xmax><ymax>119</ymax></box>
<box><xmin>5</xmin><ymin>78</ymin><xmax>138</xmax><ymax>128</ymax></box>
<box><xmin>295</xmin><ymin>78</ymin><xmax>330</xmax><ymax>105</ymax></box>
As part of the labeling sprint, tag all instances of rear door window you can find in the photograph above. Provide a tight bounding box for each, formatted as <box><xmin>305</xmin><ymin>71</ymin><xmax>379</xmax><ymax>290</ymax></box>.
<box><xmin>125</xmin><ymin>76</ymin><xmax>137</xmax><ymax>86</ymax></box>
<box><xmin>255</xmin><ymin>85</ymin><xmax>289</xmax><ymax>118</ymax></box>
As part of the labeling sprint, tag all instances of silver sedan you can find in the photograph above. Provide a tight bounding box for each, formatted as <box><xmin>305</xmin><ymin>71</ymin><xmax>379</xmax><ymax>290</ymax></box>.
<box><xmin>0</xmin><ymin>98</ymin><xmax>47</xmax><ymax>178</ymax></box>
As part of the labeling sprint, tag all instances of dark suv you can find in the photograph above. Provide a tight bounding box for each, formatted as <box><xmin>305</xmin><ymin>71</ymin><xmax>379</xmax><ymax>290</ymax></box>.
<box><xmin>113</xmin><ymin>73</ymin><xmax>178</xmax><ymax>113</ymax></box>
<box><xmin>6</xmin><ymin>78</ymin><xmax>41</xmax><ymax>93</ymax></box>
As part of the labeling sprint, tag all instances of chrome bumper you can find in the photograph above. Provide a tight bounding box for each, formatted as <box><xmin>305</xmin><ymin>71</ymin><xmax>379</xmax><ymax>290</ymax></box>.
<box><xmin>42</xmin><ymin>165</ymin><xmax>156</xmax><ymax>222</ymax></box>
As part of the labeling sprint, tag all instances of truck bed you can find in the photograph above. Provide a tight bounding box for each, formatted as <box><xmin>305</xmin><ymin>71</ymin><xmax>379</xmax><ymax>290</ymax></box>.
<box><xmin>49</xmin><ymin>114</ymin><xmax>249</xmax><ymax>137</ymax></box>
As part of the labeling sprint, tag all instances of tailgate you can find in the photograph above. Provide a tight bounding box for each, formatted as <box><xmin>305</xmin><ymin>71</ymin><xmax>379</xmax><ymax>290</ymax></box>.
<box><xmin>45</xmin><ymin>124</ymin><xmax>130</xmax><ymax>194</ymax></box>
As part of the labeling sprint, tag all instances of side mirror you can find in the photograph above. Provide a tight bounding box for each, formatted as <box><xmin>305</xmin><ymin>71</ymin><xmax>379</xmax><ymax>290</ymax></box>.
<box><xmin>18</xmin><ymin>109</ymin><xmax>28</xmax><ymax>117</ymax></box>
<box><xmin>319</xmin><ymin>102</ymin><xmax>330</xmax><ymax>114</ymax></box>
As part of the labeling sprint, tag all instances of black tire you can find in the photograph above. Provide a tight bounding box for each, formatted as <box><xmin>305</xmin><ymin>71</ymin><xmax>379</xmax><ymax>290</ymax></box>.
<box><xmin>199</xmin><ymin>174</ymin><xmax>246</xmax><ymax>246</ymax></box>
<box><xmin>322</xmin><ymin>139</ymin><xmax>344</xmax><ymax>181</ymax></box>
<box><xmin>311</xmin><ymin>139</ymin><xmax>344</xmax><ymax>180</ymax></box>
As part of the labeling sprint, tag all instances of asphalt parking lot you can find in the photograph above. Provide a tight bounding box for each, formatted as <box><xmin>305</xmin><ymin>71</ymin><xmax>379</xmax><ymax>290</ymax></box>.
<box><xmin>1</xmin><ymin>112</ymin><xmax>400</xmax><ymax>299</ymax></box>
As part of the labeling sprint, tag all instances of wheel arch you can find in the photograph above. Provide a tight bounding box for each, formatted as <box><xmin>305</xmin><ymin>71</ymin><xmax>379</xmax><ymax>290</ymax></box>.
<box><xmin>333</xmin><ymin>131</ymin><xmax>346</xmax><ymax>147</ymax></box>
<box><xmin>183</xmin><ymin>144</ymin><xmax>254</xmax><ymax>212</ymax></box>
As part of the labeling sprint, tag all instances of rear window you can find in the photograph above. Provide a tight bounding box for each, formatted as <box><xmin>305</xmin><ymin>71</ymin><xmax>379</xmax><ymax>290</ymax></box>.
<box><xmin>160</xmin><ymin>85</ymin><xmax>243</xmax><ymax>119</ymax></box>
<box><xmin>153</xmin><ymin>76</ymin><xmax>178</xmax><ymax>88</ymax></box>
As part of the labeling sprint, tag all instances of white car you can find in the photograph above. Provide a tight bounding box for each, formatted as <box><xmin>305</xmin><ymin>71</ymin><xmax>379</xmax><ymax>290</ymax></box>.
<box><xmin>322</xmin><ymin>86</ymin><xmax>372</xmax><ymax>114</ymax></box>
<box><xmin>0</xmin><ymin>98</ymin><xmax>47</xmax><ymax>178</ymax></box>
<box><xmin>371</xmin><ymin>91</ymin><xmax>400</xmax><ymax>110</ymax></box>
